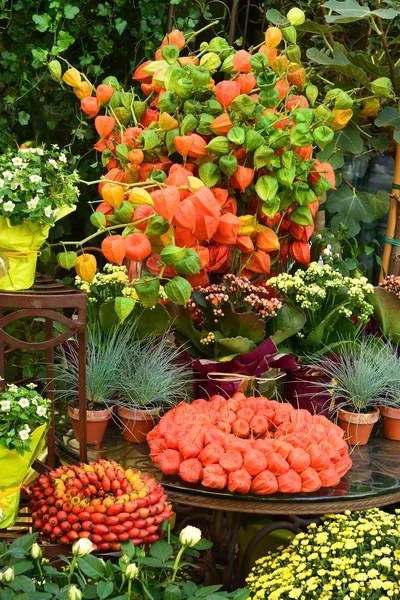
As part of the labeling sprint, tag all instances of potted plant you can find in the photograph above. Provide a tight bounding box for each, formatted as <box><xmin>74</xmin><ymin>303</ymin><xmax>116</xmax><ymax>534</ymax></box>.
<box><xmin>267</xmin><ymin>263</ymin><xmax>375</xmax><ymax>413</ymax></box>
<box><xmin>305</xmin><ymin>336</ymin><xmax>394</xmax><ymax>445</ymax></box>
<box><xmin>114</xmin><ymin>333</ymin><xmax>191</xmax><ymax>442</ymax></box>
<box><xmin>74</xmin><ymin>262</ymin><xmax>170</xmax><ymax>337</ymax></box>
<box><xmin>0</xmin><ymin>145</ymin><xmax>79</xmax><ymax>290</ymax></box>
<box><xmin>247</xmin><ymin>507</ymin><xmax>400</xmax><ymax>599</ymax></box>
<box><xmin>54</xmin><ymin>326</ymin><xmax>133</xmax><ymax>447</ymax></box>
<box><xmin>167</xmin><ymin>273</ymin><xmax>301</xmax><ymax>398</ymax></box>
<box><xmin>0</xmin><ymin>382</ymin><xmax>50</xmax><ymax>527</ymax></box>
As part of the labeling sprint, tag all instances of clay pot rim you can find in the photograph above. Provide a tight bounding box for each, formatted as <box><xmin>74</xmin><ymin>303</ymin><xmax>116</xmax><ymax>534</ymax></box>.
<box><xmin>338</xmin><ymin>407</ymin><xmax>380</xmax><ymax>425</ymax></box>
<box><xmin>380</xmin><ymin>405</ymin><xmax>400</xmax><ymax>419</ymax></box>
<box><xmin>68</xmin><ymin>406</ymin><xmax>112</xmax><ymax>421</ymax></box>
<box><xmin>117</xmin><ymin>405</ymin><xmax>160</xmax><ymax>420</ymax></box>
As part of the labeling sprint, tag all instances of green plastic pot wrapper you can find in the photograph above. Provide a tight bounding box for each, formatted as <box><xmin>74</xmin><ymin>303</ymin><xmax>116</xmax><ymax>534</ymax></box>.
<box><xmin>0</xmin><ymin>423</ymin><xmax>48</xmax><ymax>528</ymax></box>
<box><xmin>0</xmin><ymin>205</ymin><xmax>76</xmax><ymax>291</ymax></box>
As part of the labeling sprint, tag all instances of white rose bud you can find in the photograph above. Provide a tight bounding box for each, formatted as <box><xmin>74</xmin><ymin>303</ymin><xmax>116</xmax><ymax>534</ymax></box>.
<box><xmin>3</xmin><ymin>567</ymin><xmax>14</xmax><ymax>583</ymax></box>
<box><xmin>71</xmin><ymin>538</ymin><xmax>93</xmax><ymax>557</ymax></box>
<box><xmin>287</xmin><ymin>7</ymin><xmax>306</xmax><ymax>26</ymax></box>
<box><xmin>68</xmin><ymin>585</ymin><xmax>82</xmax><ymax>600</ymax></box>
<box><xmin>31</xmin><ymin>542</ymin><xmax>43</xmax><ymax>560</ymax></box>
<box><xmin>179</xmin><ymin>525</ymin><xmax>202</xmax><ymax>548</ymax></box>
<box><xmin>125</xmin><ymin>563</ymin><xmax>139</xmax><ymax>580</ymax></box>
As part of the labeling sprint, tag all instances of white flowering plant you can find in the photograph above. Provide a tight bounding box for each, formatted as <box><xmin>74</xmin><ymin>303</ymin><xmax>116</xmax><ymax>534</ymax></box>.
<box><xmin>0</xmin><ymin>146</ymin><xmax>79</xmax><ymax>226</ymax></box>
<box><xmin>0</xmin><ymin>383</ymin><xmax>50</xmax><ymax>454</ymax></box>
<box><xmin>267</xmin><ymin>263</ymin><xmax>374</xmax><ymax>356</ymax></box>
<box><xmin>247</xmin><ymin>508</ymin><xmax>400</xmax><ymax>600</ymax></box>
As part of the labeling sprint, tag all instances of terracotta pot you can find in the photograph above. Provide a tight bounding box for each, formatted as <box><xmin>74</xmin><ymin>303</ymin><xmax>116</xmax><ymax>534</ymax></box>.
<box><xmin>117</xmin><ymin>406</ymin><xmax>160</xmax><ymax>443</ymax></box>
<box><xmin>284</xmin><ymin>367</ymin><xmax>331</xmax><ymax>415</ymax></box>
<box><xmin>337</xmin><ymin>408</ymin><xmax>379</xmax><ymax>446</ymax></box>
<box><xmin>68</xmin><ymin>406</ymin><xmax>111</xmax><ymax>447</ymax></box>
<box><xmin>380</xmin><ymin>405</ymin><xmax>400</xmax><ymax>441</ymax></box>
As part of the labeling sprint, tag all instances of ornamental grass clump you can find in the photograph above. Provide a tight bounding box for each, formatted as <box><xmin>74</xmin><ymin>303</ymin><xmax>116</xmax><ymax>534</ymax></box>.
<box><xmin>247</xmin><ymin>508</ymin><xmax>400</xmax><ymax>600</ymax></box>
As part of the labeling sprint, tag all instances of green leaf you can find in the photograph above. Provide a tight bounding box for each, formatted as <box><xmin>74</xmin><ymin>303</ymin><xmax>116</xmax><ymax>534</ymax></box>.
<box><xmin>306</xmin><ymin>46</ymin><xmax>369</xmax><ymax>84</ymax></box>
<box><xmin>165</xmin><ymin>276</ymin><xmax>192</xmax><ymax>306</ymax></box>
<box><xmin>370</xmin><ymin>133</ymin><xmax>389</xmax><ymax>152</ymax></box>
<box><xmin>164</xmin><ymin>585</ymin><xmax>181</xmax><ymax>600</ymax></box>
<box><xmin>327</xmin><ymin>188</ymin><xmax>389</xmax><ymax>237</ymax></box>
<box><xmin>120</xmin><ymin>540</ymin><xmax>136</xmax><ymax>559</ymax></box>
<box><xmin>98</xmin><ymin>581</ymin><xmax>114</xmax><ymax>600</ymax></box>
<box><xmin>115</xmin><ymin>17</ymin><xmax>128</xmax><ymax>35</ymax></box>
<box><xmin>296</xmin><ymin>20</ymin><xmax>342</xmax><ymax>35</ymax></box>
<box><xmin>269</xmin><ymin>305</ymin><xmax>306</xmax><ymax>346</ymax></box>
<box><xmin>31</xmin><ymin>48</ymin><xmax>49</xmax><ymax>68</ymax></box>
<box><xmin>140</xmin><ymin>130</ymin><xmax>161</xmax><ymax>151</ymax></box>
<box><xmin>52</xmin><ymin>31</ymin><xmax>75</xmax><ymax>53</ymax></box>
<box><xmin>32</xmin><ymin>13</ymin><xmax>51</xmax><ymax>32</ymax></box>
<box><xmin>193</xmin><ymin>538</ymin><xmax>213</xmax><ymax>550</ymax></box>
<box><xmin>64</xmin><ymin>4</ymin><xmax>79</xmax><ymax>18</ymax></box>
<box><xmin>371</xmin><ymin>287</ymin><xmax>400</xmax><ymax>344</ymax></box>
<box><xmin>77</xmin><ymin>555</ymin><xmax>105</xmax><ymax>579</ymax></box>
<box><xmin>13</xmin><ymin>561</ymin><xmax>33</xmax><ymax>576</ymax></box>
<box><xmin>266</xmin><ymin>8</ymin><xmax>286</xmax><ymax>24</ymax></box>
<box><xmin>375</xmin><ymin>106</ymin><xmax>400</xmax><ymax>142</ymax></box>
<box><xmin>10</xmin><ymin>576</ymin><xmax>35</xmax><ymax>594</ymax></box>
<box><xmin>99</xmin><ymin>301</ymin><xmax>120</xmax><ymax>331</ymax></box>
<box><xmin>18</xmin><ymin>111</ymin><xmax>30</xmax><ymax>126</ymax></box>
<box><xmin>174</xmin><ymin>248</ymin><xmax>201</xmax><ymax>276</ymax></box>
<box><xmin>114</xmin><ymin>296</ymin><xmax>135</xmax><ymax>324</ymax></box>
<box><xmin>149</xmin><ymin>539</ymin><xmax>173</xmax><ymax>563</ymax></box>
<box><xmin>219</xmin><ymin>304</ymin><xmax>266</xmax><ymax>343</ymax></box>
<box><xmin>335</xmin><ymin>128</ymin><xmax>363</xmax><ymax>154</ymax></box>
<box><xmin>324</xmin><ymin>0</ymin><xmax>398</xmax><ymax>23</ymax></box>
<box><xmin>214</xmin><ymin>336</ymin><xmax>256</xmax><ymax>360</ymax></box>
<box><xmin>135</xmin><ymin>556</ymin><xmax>164</xmax><ymax>567</ymax></box>
<box><xmin>195</xmin><ymin>586</ymin><xmax>223</xmax><ymax>597</ymax></box>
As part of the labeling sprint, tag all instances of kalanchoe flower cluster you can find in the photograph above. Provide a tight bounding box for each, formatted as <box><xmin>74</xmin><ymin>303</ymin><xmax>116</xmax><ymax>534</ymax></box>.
<box><xmin>194</xmin><ymin>274</ymin><xmax>282</xmax><ymax>323</ymax></box>
<box><xmin>267</xmin><ymin>263</ymin><xmax>374</xmax><ymax>354</ymax></box>
<box><xmin>0</xmin><ymin>146</ymin><xmax>79</xmax><ymax>226</ymax></box>
<box><xmin>247</xmin><ymin>508</ymin><xmax>400</xmax><ymax>600</ymax></box>
<box><xmin>380</xmin><ymin>274</ymin><xmax>400</xmax><ymax>299</ymax></box>
<box><xmin>0</xmin><ymin>382</ymin><xmax>50</xmax><ymax>454</ymax></box>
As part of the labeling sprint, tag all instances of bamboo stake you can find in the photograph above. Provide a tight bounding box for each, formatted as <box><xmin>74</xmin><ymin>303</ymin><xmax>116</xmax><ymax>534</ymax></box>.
<box><xmin>379</xmin><ymin>143</ymin><xmax>400</xmax><ymax>282</ymax></box>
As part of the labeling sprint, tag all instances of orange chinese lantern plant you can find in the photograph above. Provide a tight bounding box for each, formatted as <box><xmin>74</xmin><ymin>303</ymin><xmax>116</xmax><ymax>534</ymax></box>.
<box><xmin>173</xmin><ymin>198</ymin><xmax>197</xmax><ymax>232</ymax></box>
<box><xmin>128</xmin><ymin>149</ymin><xmax>144</xmax><ymax>165</ymax></box>
<box><xmin>257</xmin><ymin>229</ymin><xmax>280</xmax><ymax>252</ymax></box>
<box><xmin>140</xmin><ymin>109</ymin><xmax>159</xmax><ymax>127</ymax></box>
<box><xmin>289</xmin><ymin>240</ymin><xmax>310</xmax><ymax>266</ymax></box>
<box><xmin>230</xmin><ymin>165</ymin><xmax>254</xmax><ymax>191</ymax></box>
<box><xmin>215</xmin><ymin>80</ymin><xmax>241</xmax><ymax>109</ymax></box>
<box><xmin>287</xmin><ymin>65</ymin><xmax>306</xmax><ymax>89</ymax></box>
<box><xmin>75</xmin><ymin>254</ymin><xmax>97</xmax><ymax>282</ymax></box>
<box><xmin>187</xmin><ymin>134</ymin><xmax>208</xmax><ymax>158</ymax></box>
<box><xmin>151</xmin><ymin>186</ymin><xmax>181</xmax><ymax>223</ymax></box>
<box><xmin>133</xmin><ymin>205</ymin><xmax>154</xmax><ymax>231</ymax></box>
<box><xmin>265</xmin><ymin>27</ymin><xmax>282</xmax><ymax>50</ymax></box>
<box><xmin>289</xmin><ymin>222</ymin><xmax>314</xmax><ymax>242</ymax></box>
<box><xmin>287</xmin><ymin>95</ymin><xmax>309</xmax><ymax>111</ymax></box>
<box><xmin>162</xmin><ymin>29</ymin><xmax>186</xmax><ymax>49</ymax></box>
<box><xmin>73</xmin><ymin>81</ymin><xmax>92</xmax><ymax>100</ymax></box>
<box><xmin>192</xmin><ymin>186</ymin><xmax>221</xmax><ymax>218</ymax></box>
<box><xmin>81</xmin><ymin>96</ymin><xmax>100</xmax><ymax>118</ymax></box>
<box><xmin>258</xmin><ymin>46</ymin><xmax>277</xmax><ymax>65</ymax></box>
<box><xmin>174</xmin><ymin>136</ymin><xmax>194</xmax><ymax>159</ymax></box>
<box><xmin>125</xmin><ymin>233</ymin><xmax>152</xmax><ymax>261</ymax></box>
<box><xmin>96</xmin><ymin>84</ymin><xmax>114</xmax><ymax>105</ymax></box>
<box><xmin>295</xmin><ymin>145</ymin><xmax>313</xmax><ymax>161</ymax></box>
<box><xmin>195</xmin><ymin>214</ymin><xmax>219</xmax><ymax>241</ymax></box>
<box><xmin>101</xmin><ymin>182</ymin><xmax>125</xmax><ymax>209</ymax></box>
<box><xmin>275</xmin><ymin>79</ymin><xmax>290</xmax><ymax>100</ymax></box>
<box><xmin>232</xmin><ymin>49</ymin><xmax>252</xmax><ymax>73</ymax></box>
<box><xmin>236</xmin><ymin>235</ymin><xmax>254</xmax><ymax>254</ymax></box>
<box><xmin>141</xmin><ymin>83</ymin><xmax>153</xmax><ymax>97</ymax></box>
<box><xmin>215</xmin><ymin>213</ymin><xmax>241</xmax><ymax>239</ymax></box>
<box><xmin>175</xmin><ymin>226</ymin><xmax>197</xmax><ymax>248</ymax></box>
<box><xmin>95</xmin><ymin>116</ymin><xmax>116</xmax><ymax>139</ymax></box>
<box><xmin>309</xmin><ymin>161</ymin><xmax>336</xmax><ymax>190</ymax></box>
<box><xmin>246</xmin><ymin>250</ymin><xmax>271</xmax><ymax>274</ymax></box>
<box><xmin>236</xmin><ymin>73</ymin><xmax>257</xmax><ymax>95</ymax></box>
<box><xmin>101</xmin><ymin>235</ymin><xmax>126</xmax><ymax>265</ymax></box>
<box><xmin>132</xmin><ymin>61</ymin><xmax>153</xmax><ymax>83</ymax></box>
<box><xmin>210</xmin><ymin>113</ymin><xmax>233</xmax><ymax>135</ymax></box>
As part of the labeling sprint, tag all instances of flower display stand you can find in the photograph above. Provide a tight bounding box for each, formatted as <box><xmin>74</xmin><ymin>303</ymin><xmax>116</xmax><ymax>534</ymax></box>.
<box><xmin>0</xmin><ymin>273</ymin><xmax>88</xmax><ymax>468</ymax></box>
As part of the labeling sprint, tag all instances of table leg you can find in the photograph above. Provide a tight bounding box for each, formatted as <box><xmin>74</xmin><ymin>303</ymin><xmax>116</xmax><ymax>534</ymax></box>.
<box><xmin>46</xmin><ymin>318</ymin><xmax>55</xmax><ymax>468</ymax></box>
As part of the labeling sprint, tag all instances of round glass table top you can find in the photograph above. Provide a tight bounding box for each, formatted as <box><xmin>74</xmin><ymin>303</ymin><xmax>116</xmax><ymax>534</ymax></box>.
<box><xmin>56</xmin><ymin>413</ymin><xmax>400</xmax><ymax>505</ymax></box>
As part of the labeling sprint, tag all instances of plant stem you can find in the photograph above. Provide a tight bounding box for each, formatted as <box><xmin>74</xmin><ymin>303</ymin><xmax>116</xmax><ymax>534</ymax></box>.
<box><xmin>68</xmin><ymin>556</ymin><xmax>77</xmax><ymax>583</ymax></box>
<box><xmin>342</xmin><ymin>175</ymin><xmax>356</xmax><ymax>192</ymax></box>
<box><xmin>371</xmin><ymin>5</ymin><xmax>398</xmax><ymax>96</ymax></box>
<box><xmin>319</xmin><ymin>0</ymin><xmax>335</xmax><ymax>49</ymax></box>
<box><xmin>185</xmin><ymin>21</ymin><xmax>219</xmax><ymax>46</ymax></box>
<box><xmin>171</xmin><ymin>546</ymin><xmax>185</xmax><ymax>582</ymax></box>
<box><xmin>127</xmin><ymin>579</ymin><xmax>132</xmax><ymax>600</ymax></box>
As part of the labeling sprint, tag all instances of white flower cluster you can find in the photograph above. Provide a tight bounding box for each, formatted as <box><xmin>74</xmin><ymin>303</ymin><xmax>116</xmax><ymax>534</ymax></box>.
<box><xmin>267</xmin><ymin>263</ymin><xmax>374</xmax><ymax>323</ymax></box>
